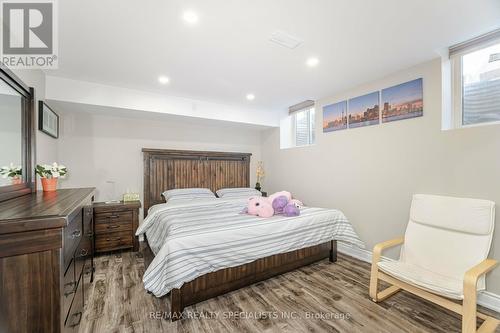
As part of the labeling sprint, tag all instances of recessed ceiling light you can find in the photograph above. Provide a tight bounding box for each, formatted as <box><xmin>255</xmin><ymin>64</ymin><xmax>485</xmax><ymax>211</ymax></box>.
<box><xmin>183</xmin><ymin>10</ymin><xmax>199</xmax><ymax>24</ymax></box>
<box><xmin>246</xmin><ymin>94</ymin><xmax>255</xmax><ymax>101</ymax></box>
<box><xmin>158</xmin><ymin>76</ymin><xmax>170</xmax><ymax>84</ymax></box>
<box><xmin>306</xmin><ymin>57</ymin><xmax>319</xmax><ymax>67</ymax></box>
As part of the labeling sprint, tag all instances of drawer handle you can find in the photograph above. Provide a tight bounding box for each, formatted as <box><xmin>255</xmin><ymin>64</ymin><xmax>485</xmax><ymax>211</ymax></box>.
<box><xmin>68</xmin><ymin>312</ymin><xmax>83</xmax><ymax>327</ymax></box>
<box><xmin>64</xmin><ymin>281</ymin><xmax>77</xmax><ymax>296</ymax></box>
<box><xmin>108</xmin><ymin>215</ymin><xmax>120</xmax><ymax>219</ymax></box>
<box><xmin>71</xmin><ymin>230</ymin><xmax>81</xmax><ymax>239</ymax></box>
<box><xmin>106</xmin><ymin>237</ymin><xmax>122</xmax><ymax>241</ymax></box>
<box><xmin>79</xmin><ymin>248</ymin><xmax>88</xmax><ymax>256</ymax></box>
<box><xmin>107</xmin><ymin>225</ymin><xmax>120</xmax><ymax>229</ymax></box>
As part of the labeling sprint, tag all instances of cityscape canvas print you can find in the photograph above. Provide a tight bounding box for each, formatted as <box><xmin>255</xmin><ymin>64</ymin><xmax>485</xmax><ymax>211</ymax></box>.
<box><xmin>382</xmin><ymin>78</ymin><xmax>423</xmax><ymax>123</ymax></box>
<box><xmin>348</xmin><ymin>91</ymin><xmax>380</xmax><ymax>128</ymax></box>
<box><xmin>323</xmin><ymin>100</ymin><xmax>347</xmax><ymax>132</ymax></box>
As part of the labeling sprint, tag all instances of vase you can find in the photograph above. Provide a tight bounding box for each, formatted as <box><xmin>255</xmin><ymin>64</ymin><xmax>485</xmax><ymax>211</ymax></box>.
<box><xmin>41</xmin><ymin>177</ymin><xmax>58</xmax><ymax>192</ymax></box>
<box><xmin>11</xmin><ymin>177</ymin><xmax>22</xmax><ymax>185</ymax></box>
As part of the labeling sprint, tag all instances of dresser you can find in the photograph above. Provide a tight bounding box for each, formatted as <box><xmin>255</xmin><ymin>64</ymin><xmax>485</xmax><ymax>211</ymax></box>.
<box><xmin>0</xmin><ymin>188</ymin><xmax>95</xmax><ymax>333</ymax></box>
<box><xmin>93</xmin><ymin>200</ymin><xmax>141</xmax><ymax>253</ymax></box>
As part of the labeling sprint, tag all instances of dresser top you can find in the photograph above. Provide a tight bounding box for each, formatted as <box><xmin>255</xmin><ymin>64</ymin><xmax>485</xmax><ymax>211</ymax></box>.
<box><xmin>0</xmin><ymin>188</ymin><xmax>95</xmax><ymax>234</ymax></box>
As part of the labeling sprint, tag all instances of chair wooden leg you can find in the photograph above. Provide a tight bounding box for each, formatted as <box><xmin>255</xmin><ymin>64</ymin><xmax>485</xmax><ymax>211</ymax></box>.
<box><xmin>477</xmin><ymin>317</ymin><xmax>500</xmax><ymax>333</ymax></box>
<box><xmin>369</xmin><ymin>264</ymin><xmax>379</xmax><ymax>301</ymax></box>
<box><xmin>376</xmin><ymin>285</ymin><xmax>401</xmax><ymax>302</ymax></box>
<box><xmin>462</xmin><ymin>283</ymin><xmax>477</xmax><ymax>333</ymax></box>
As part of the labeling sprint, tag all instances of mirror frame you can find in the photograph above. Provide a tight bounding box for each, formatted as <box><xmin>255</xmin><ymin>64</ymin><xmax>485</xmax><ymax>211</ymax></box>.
<box><xmin>0</xmin><ymin>63</ymin><xmax>35</xmax><ymax>202</ymax></box>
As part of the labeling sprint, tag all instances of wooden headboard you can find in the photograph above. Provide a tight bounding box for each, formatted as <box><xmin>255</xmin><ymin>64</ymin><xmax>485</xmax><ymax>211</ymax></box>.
<box><xmin>142</xmin><ymin>148</ymin><xmax>252</xmax><ymax>216</ymax></box>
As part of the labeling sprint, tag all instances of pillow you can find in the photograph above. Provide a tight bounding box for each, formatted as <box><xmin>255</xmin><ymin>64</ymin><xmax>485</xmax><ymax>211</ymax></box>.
<box><xmin>162</xmin><ymin>188</ymin><xmax>215</xmax><ymax>202</ymax></box>
<box><xmin>216</xmin><ymin>187</ymin><xmax>262</xmax><ymax>199</ymax></box>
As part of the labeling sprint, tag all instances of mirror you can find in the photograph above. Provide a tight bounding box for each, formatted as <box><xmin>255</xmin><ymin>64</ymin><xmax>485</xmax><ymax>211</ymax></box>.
<box><xmin>0</xmin><ymin>80</ymin><xmax>23</xmax><ymax>187</ymax></box>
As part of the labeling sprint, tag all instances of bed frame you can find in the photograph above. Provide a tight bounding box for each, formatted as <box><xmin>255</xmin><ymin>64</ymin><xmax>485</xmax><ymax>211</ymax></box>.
<box><xmin>142</xmin><ymin>148</ymin><xmax>337</xmax><ymax>320</ymax></box>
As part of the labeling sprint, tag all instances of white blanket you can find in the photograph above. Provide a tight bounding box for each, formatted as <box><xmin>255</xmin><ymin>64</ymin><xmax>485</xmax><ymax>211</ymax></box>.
<box><xmin>136</xmin><ymin>198</ymin><xmax>364</xmax><ymax>297</ymax></box>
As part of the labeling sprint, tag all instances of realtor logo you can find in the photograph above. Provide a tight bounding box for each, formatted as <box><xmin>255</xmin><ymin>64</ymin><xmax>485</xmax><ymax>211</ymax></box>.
<box><xmin>1</xmin><ymin>0</ymin><xmax>58</xmax><ymax>68</ymax></box>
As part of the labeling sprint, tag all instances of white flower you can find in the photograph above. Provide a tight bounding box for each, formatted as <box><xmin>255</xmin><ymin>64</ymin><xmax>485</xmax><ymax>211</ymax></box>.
<box><xmin>52</xmin><ymin>171</ymin><xmax>60</xmax><ymax>178</ymax></box>
<box><xmin>52</xmin><ymin>162</ymin><xmax>58</xmax><ymax>168</ymax></box>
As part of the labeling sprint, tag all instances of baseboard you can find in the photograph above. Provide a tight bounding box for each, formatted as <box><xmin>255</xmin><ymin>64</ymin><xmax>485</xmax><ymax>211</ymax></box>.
<box><xmin>337</xmin><ymin>242</ymin><xmax>500</xmax><ymax>313</ymax></box>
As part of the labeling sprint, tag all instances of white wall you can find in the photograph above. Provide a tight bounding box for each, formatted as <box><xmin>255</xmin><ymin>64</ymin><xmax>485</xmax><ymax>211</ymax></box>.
<box><xmin>261</xmin><ymin>58</ymin><xmax>500</xmax><ymax>294</ymax></box>
<box><xmin>56</xmin><ymin>108</ymin><xmax>263</xmax><ymax>219</ymax></box>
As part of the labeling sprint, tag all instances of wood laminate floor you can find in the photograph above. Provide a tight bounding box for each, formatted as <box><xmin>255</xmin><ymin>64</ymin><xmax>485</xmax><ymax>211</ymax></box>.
<box><xmin>79</xmin><ymin>244</ymin><xmax>500</xmax><ymax>333</ymax></box>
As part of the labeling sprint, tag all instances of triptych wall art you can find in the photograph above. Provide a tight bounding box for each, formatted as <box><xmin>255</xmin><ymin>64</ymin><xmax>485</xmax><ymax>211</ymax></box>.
<box><xmin>322</xmin><ymin>78</ymin><xmax>423</xmax><ymax>133</ymax></box>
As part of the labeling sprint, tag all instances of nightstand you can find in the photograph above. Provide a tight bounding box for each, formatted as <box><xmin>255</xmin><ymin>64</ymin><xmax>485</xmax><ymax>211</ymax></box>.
<box><xmin>93</xmin><ymin>200</ymin><xmax>141</xmax><ymax>253</ymax></box>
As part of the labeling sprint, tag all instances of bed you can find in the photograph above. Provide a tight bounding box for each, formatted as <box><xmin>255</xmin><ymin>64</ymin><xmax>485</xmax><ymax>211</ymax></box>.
<box><xmin>140</xmin><ymin>148</ymin><xmax>363</xmax><ymax>320</ymax></box>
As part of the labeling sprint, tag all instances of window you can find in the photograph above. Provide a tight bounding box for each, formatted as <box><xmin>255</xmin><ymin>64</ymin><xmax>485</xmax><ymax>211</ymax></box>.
<box><xmin>294</xmin><ymin>107</ymin><xmax>315</xmax><ymax>146</ymax></box>
<box><xmin>280</xmin><ymin>100</ymin><xmax>315</xmax><ymax>149</ymax></box>
<box><xmin>450</xmin><ymin>29</ymin><xmax>500</xmax><ymax>127</ymax></box>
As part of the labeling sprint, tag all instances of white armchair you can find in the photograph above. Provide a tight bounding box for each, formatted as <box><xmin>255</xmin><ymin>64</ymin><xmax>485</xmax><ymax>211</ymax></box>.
<box><xmin>369</xmin><ymin>194</ymin><xmax>499</xmax><ymax>333</ymax></box>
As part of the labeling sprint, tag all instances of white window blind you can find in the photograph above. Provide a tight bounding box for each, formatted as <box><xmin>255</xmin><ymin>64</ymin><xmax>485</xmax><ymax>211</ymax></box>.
<box><xmin>461</xmin><ymin>42</ymin><xmax>500</xmax><ymax>125</ymax></box>
<box><xmin>450</xmin><ymin>29</ymin><xmax>500</xmax><ymax>127</ymax></box>
<box><xmin>294</xmin><ymin>107</ymin><xmax>315</xmax><ymax>146</ymax></box>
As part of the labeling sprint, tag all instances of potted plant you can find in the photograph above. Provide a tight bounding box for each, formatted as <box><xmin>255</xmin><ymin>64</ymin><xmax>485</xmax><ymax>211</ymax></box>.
<box><xmin>0</xmin><ymin>163</ymin><xmax>22</xmax><ymax>185</ymax></box>
<box><xmin>255</xmin><ymin>161</ymin><xmax>265</xmax><ymax>192</ymax></box>
<box><xmin>36</xmin><ymin>163</ymin><xmax>68</xmax><ymax>192</ymax></box>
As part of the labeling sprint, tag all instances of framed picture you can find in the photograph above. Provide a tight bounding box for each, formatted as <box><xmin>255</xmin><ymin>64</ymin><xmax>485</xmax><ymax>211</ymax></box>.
<box><xmin>382</xmin><ymin>78</ymin><xmax>423</xmax><ymax>123</ymax></box>
<box><xmin>348</xmin><ymin>91</ymin><xmax>380</xmax><ymax>128</ymax></box>
<box><xmin>38</xmin><ymin>101</ymin><xmax>59</xmax><ymax>138</ymax></box>
<box><xmin>323</xmin><ymin>101</ymin><xmax>347</xmax><ymax>132</ymax></box>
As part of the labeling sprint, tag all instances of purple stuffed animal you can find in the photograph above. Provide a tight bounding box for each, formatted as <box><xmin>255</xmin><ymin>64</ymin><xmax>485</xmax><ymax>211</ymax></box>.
<box><xmin>283</xmin><ymin>203</ymin><xmax>300</xmax><ymax>216</ymax></box>
<box><xmin>272</xmin><ymin>195</ymin><xmax>288</xmax><ymax>214</ymax></box>
<box><xmin>271</xmin><ymin>195</ymin><xmax>300</xmax><ymax>217</ymax></box>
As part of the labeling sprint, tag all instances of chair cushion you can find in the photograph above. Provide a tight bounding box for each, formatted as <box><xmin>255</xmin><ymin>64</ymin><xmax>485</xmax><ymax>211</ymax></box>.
<box><xmin>410</xmin><ymin>194</ymin><xmax>495</xmax><ymax>235</ymax></box>
<box><xmin>378</xmin><ymin>261</ymin><xmax>485</xmax><ymax>300</ymax></box>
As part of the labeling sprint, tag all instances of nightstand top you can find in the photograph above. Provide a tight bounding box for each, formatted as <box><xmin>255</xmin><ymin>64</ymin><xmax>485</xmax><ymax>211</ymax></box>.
<box><xmin>93</xmin><ymin>200</ymin><xmax>141</xmax><ymax>211</ymax></box>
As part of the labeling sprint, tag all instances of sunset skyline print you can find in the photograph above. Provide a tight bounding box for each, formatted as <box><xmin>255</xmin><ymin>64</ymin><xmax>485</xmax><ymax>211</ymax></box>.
<box><xmin>323</xmin><ymin>101</ymin><xmax>347</xmax><ymax>132</ymax></box>
<box><xmin>382</xmin><ymin>78</ymin><xmax>423</xmax><ymax>123</ymax></box>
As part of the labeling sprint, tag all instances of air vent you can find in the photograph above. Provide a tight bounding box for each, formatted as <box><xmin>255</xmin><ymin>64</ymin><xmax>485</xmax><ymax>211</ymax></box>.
<box><xmin>269</xmin><ymin>31</ymin><xmax>303</xmax><ymax>49</ymax></box>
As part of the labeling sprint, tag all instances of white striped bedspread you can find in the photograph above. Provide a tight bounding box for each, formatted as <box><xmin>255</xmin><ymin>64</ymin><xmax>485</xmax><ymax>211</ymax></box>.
<box><xmin>136</xmin><ymin>198</ymin><xmax>364</xmax><ymax>297</ymax></box>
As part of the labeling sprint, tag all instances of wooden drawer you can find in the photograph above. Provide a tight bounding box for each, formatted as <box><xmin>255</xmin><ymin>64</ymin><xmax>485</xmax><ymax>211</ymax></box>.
<box><xmin>62</xmin><ymin>259</ymin><xmax>76</xmax><ymax>323</ymax></box>
<box><xmin>64</xmin><ymin>275</ymin><xmax>84</xmax><ymax>332</ymax></box>
<box><xmin>63</xmin><ymin>211</ymin><xmax>83</xmax><ymax>271</ymax></box>
<box><xmin>95</xmin><ymin>220</ymin><xmax>132</xmax><ymax>234</ymax></box>
<box><xmin>95</xmin><ymin>211</ymin><xmax>132</xmax><ymax>224</ymax></box>
<box><xmin>95</xmin><ymin>231</ymin><xmax>133</xmax><ymax>252</ymax></box>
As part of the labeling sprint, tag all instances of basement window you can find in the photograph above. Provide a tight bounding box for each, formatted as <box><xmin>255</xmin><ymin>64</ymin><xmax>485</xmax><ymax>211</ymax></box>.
<box><xmin>294</xmin><ymin>107</ymin><xmax>315</xmax><ymax>146</ymax></box>
<box><xmin>280</xmin><ymin>100</ymin><xmax>316</xmax><ymax>149</ymax></box>
<box><xmin>449</xmin><ymin>29</ymin><xmax>500</xmax><ymax>128</ymax></box>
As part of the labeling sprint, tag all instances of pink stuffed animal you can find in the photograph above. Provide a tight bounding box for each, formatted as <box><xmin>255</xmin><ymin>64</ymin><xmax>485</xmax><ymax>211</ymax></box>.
<box><xmin>246</xmin><ymin>196</ymin><xmax>274</xmax><ymax>218</ymax></box>
<box><xmin>268</xmin><ymin>191</ymin><xmax>292</xmax><ymax>203</ymax></box>
<box><xmin>245</xmin><ymin>192</ymin><xmax>303</xmax><ymax>218</ymax></box>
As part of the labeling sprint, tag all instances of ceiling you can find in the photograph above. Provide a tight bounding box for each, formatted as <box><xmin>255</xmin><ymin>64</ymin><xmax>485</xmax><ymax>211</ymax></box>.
<box><xmin>47</xmin><ymin>0</ymin><xmax>500</xmax><ymax>115</ymax></box>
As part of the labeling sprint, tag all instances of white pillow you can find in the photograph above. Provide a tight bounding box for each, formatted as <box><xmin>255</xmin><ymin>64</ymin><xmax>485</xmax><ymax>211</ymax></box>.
<box><xmin>216</xmin><ymin>187</ymin><xmax>262</xmax><ymax>199</ymax></box>
<box><xmin>162</xmin><ymin>188</ymin><xmax>215</xmax><ymax>202</ymax></box>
